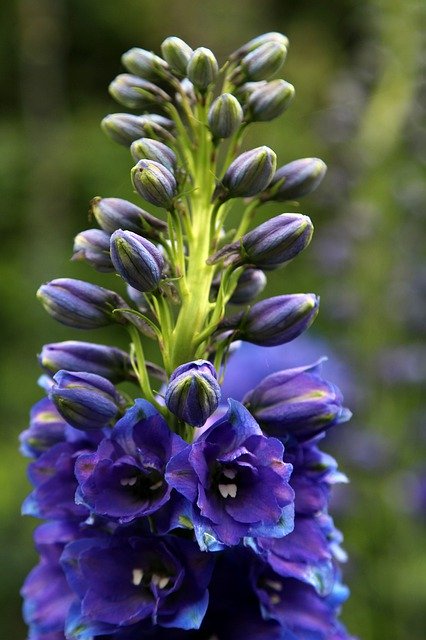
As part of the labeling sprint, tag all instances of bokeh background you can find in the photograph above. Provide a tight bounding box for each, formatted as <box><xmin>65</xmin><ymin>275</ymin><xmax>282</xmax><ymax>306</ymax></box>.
<box><xmin>1</xmin><ymin>0</ymin><xmax>425</xmax><ymax>638</ymax></box>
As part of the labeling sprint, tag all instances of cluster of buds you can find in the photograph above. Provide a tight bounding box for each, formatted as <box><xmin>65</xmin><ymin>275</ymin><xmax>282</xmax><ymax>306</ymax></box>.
<box><xmin>21</xmin><ymin>32</ymin><xmax>354</xmax><ymax>640</ymax></box>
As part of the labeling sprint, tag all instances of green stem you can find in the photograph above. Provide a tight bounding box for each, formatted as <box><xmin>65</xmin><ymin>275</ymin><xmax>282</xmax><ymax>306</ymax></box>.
<box><xmin>234</xmin><ymin>199</ymin><xmax>260</xmax><ymax>239</ymax></box>
<box><xmin>128</xmin><ymin>325</ymin><xmax>165</xmax><ymax>412</ymax></box>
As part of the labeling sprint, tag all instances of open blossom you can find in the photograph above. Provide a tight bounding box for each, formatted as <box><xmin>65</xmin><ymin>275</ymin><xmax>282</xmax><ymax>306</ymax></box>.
<box><xmin>75</xmin><ymin>399</ymin><xmax>186</xmax><ymax>522</ymax></box>
<box><xmin>61</xmin><ymin>531</ymin><xmax>214</xmax><ymax>631</ymax></box>
<box><xmin>166</xmin><ymin>400</ymin><xmax>295</xmax><ymax>546</ymax></box>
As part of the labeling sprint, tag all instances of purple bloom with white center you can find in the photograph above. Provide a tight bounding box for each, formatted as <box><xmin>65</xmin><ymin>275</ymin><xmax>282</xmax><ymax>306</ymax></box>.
<box><xmin>244</xmin><ymin>359</ymin><xmax>352</xmax><ymax>443</ymax></box>
<box><xmin>75</xmin><ymin>399</ymin><xmax>186</xmax><ymax>522</ymax></box>
<box><xmin>166</xmin><ymin>399</ymin><xmax>294</xmax><ymax>546</ymax></box>
<box><xmin>61</xmin><ymin>531</ymin><xmax>214</xmax><ymax>631</ymax></box>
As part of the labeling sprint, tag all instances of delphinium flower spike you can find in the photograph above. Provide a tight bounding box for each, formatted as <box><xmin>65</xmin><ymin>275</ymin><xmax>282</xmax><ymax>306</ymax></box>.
<box><xmin>21</xmin><ymin>31</ymin><xmax>354</xmax><ymax>640</ymax></box>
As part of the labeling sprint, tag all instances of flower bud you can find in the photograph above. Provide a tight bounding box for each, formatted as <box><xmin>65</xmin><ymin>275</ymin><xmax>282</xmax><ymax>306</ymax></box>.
<box><xmin>208</xmin><ymin>93</ymin><xmax>244</xmax><ymax>139</ymax></box>
<box><xmin>243</xmin><ymin>360</ymin><xmax>352</xmax><ymax>441</ymax></box>
<box><xmin>37</xmin><ymin>278</ymin><xmax>127</xmax><ymax>329</ymax></box>
<box><xmin>231</xmin><ymin>42</ymin><xmax>287</xmax><ymax>84</ymax></box>
<box><xmin>108</xmin><ymin>74</ymin><xmax>171</xmax><ymax>110</ymax></box>
<box><xmin>161</xmin><ymin>36</ymin><xmax>193</xmax><ymax>76</ymax></box>
<box><xmin>121</xmin><ymin>47</ymin><xmax>170</xmax><ymax>82</ymax></box>
<box><xmin>90</xmin><ymin>197</ymin><xmax>167</xmax><ymax>236</ymax></box>
<box><xmin>214</xmin><ymin>146</ymin><xmax>276</xmax><ymax>202</ymax></box>
<box><xmin>229</xmin><ymin>268</ymin><xmax>267</xmax><ymax>304</ymax></box>
<box><xmin>246</xmin><ymin>79</ymin><xmax>295</xmax><ymax>122</ymax></box>
<box><xmin>72</xmin><ymin>229</ymin><xmax>114</xmax><ymax>273</ymax></box>
<box><xmin>230</xmin><ymin>32</ymin><xmax>289</xmax><ymax>62</ymax></box>
<box><xmin>238</xmin><ymin>293</ymin><xmax>319</xmax><ymax>346</ymax></box>
<box><xmin>209</xmin><ymin>213</ymin><xmax>313</xmax><ymax>269</ymax></box>
<box><xmin>39</xmin><ymin>341</ymin><xmax>133</xmax><ymax>383</ymax></box>
<box><xmin>19</xmin><ymin>398</ymin><xmax>66</xmax><ymax>458</ymax></box>
<box><xmin>101</xmin><ymin>114</ymin><xmax>174</xmax><ymax>146</ymax></box>
<box><xmin>50</xmin><ymin>370</ymin><xmax>121</xmax><ymax>431</ymax></box>
<box><xmin>110</xmin><ymin>230</ymin><xmax>164</xmax><ymax>292</ymax></box>
<box><xmin>241</xmin><ymin>214</ymin><xmax>313</xmax><ymax>269</ymax></box>
<box><xmin>131</xmin><ymin>159</ymin><xmax>177</xmax><ymax>209</ymax></box>
<box><xmin>262</xmin><ymin>158</ymin><xmax>327</xmax><ymax>202</ymax></box>
<box><xmin>187</xmin><ymin>47</ymin><xmax>219</xmax><ymax>91</ymax></box>
<box><xmin>165</xmin><ymin>360</ymin><xmax>221</xmax><ymax>426</ymax></box>
<box><xmin>130</xmin><ymin>137</ymin><xmax>177</xmax><ymax>172</ymax></box>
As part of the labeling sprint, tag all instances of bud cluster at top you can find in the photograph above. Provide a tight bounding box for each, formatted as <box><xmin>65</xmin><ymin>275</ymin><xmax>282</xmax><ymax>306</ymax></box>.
<box><xmin>22</xmin><ymin>31</ymin><xmax>354</xmax><ymax>640</ymax></box>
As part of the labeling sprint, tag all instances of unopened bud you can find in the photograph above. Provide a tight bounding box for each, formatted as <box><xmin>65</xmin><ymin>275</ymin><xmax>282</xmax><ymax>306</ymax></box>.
<box><xmin>90</xmin><ymin>197</ymin><xmax>166</xmax><ymax>237</ymax></box>
<box><xmin>130</xmin><ymin>137</ymin><xmax>177</xmax><ymax>172</ymax></box>
<box><xmin>37</xmin><ymin>278</ymin><xmax>127</xmax><ymax>329</ymax></box>
<box><xmin>244</xmin><ymin>360</ymin><xmax>351</xmax><ymax>441</ymax></box>
<box><xmin>229</xmin><ymin>268</ymin><xmax>267</xmax><ymax>304</ymax></box>
<box><xmin>230</xmin><ymin>32</ymin><xmax>289</xmax><ymax>62</ymax></box>
<box><xmin>238</xmin><ymin>293</ymin><xmax>319</xmax><ymax>346</ymax></box>
<box><xmin>187</xmin><ymin>47</ymin><xmax>219</xmax><ymax>91</ymax></box>
<box><xmin>214</xmin><ymin>146</ymin><xmax>276</xmax><ymax>202</ymax></box>
<box><xmin>165</xmin><ymin>360</ymin><xmax>221</xmax><ymax>426</ymax></box>
<box><xmin>161</xmin><ymin>36</ymin><xmax>193</xmax><ymax>77</ymax></box>
<box><xmin>231</xmin><ymin>42</ymin><xmax>287</xmax><ymax>84</ymax></box>
<box><xmin>110</xmin><ymin>230</ymin><xmax>164</xmax><ymax>292</ymax></box>
<box><xmin>262</xmin><ymin>158</ymin><xmax>327</xmax><ymax>202</ymax></box>
<box><xmin>246</xmin><ymin>79</ymin><xmax>295</xmax><ymax>122</ymax></box>
<box><xmin>131</xmin><ymin>159</ymin><xmax>177</xmax><ymax>209</ymax></box>
<box><xmin>245</xmin><ymin>214</ymin><xmax>313</xmax><ymax>269</ymax></box>
<box><xmin>208</xmin><ymin>93</ymin><xmax>243</xmax><ymax>139</ymax></box>
<box><xmin>19</xmin><ymin>398</ymin><xmax>66</xmax><ymax>458</ymax></box>
<box><xmin>50</xmin><ymin>370</ymin><xmax>121</xmax><ymax>431</ymax></box>
<box><xmin>109</xmin><ymin>74</ymin><xmax>171</xmax><ymax>110</ymax></box>
<box><xmin>121</xmin><ymin>47</ymin><xmax>170</xmax><ymax>82</ymax></box>
<box><xmin>72</xmin><ymin>229</ymin><xmax>113</xmax><ymax>273</ymax></box>
<box><xmin>39</xmin><ymin>341</ymin><xmax>133</xmax><ymax>383</ymax></box>
<box><xmin>101</xmin><ymin>113</ymin><xmax>174</xmax><ymax>146</ymax></box>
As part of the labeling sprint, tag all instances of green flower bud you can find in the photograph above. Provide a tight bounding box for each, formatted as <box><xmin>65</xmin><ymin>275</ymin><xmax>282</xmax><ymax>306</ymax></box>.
<box><xmin>231</xmin><ymin>42</ymin><xmax>287</xmax><ymax>84</ymax></box>
<box><xmin>131</xmin><ymin>159</ymin><xmax>177</xmax><ymax>209</ymax></box>
<box><xmin>213</xmin><ymin>146</ymin><xmax>276</xmax><ymax>202</ymax></box>
<box><xmin>72</xmin><ymin>229</ymin><xmax>114</xmax><ymax>273</ymax></box>
<box><xmin>121</xmin><ymin>47</ymin><xmax>170</xmax><ymax>82</ymax></box>
<box><xmin>90</xmin><ymin>196</ymin><xmax>166</xmax><ymax>237</ymax></box>
<box><xmin>229</xmin><ymin>32</ymin><xmax>289</xmax><ymax>62</ymax></box>
<box><xmin>208</xmin><ymin>93</ymin><xmax>244</xmax><ymax>139</ymax></box>
<box><xmin>130</xmin><ymin>137</ymin><xmax>177</xmax><ymax>172</ymax></box>
<box><xmin>161</xmin><ymin>36</ymin><xmax>193</xmax><ymax>77</ymax></box>
<box><xmin>187</xmin><ymin>47</ymin><xmax>219</xmax><ymax>91</ymax></box>
<box><xmin>261</xmin><ymin>158</ymin><xmax>327</xmax><ymax>202</ymax></box>
<box><xmin>101</xmin><ymin>113</ymin><xmax>174</xmax><ymax>146</ymax></box>
<box><xmin>246</xmin><ymin>79</ymin><xmax>295</xmax><ymax>122</ymax></box>
<box><xmin>108</xmin><ymin>74</ymin><xmax>171</xmax><ymax>110</ymax></box>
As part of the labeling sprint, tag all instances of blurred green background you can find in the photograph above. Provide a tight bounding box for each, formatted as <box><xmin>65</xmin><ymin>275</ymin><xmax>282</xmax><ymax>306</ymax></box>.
<box><xmin>1</xmin><ymin>0</ymin><xmax>425</xmax><ymax>638</ymax></box>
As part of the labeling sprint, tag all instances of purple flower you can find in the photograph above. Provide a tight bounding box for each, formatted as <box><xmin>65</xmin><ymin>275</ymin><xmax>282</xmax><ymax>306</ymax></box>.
<box><xmin>166</xmin><ymin>399</ymin><xmax>294</xmax><ymax>546</ymax></box>
<box><xmin>75</xmin><ymin>399</ymin><xmax>186</xmax><ymax>522</ymax></box>
<box><xmin>21</xmin><ymin>521</ymin><xmax>78</xmax><ymax>639</ymax></box>
<box><xmin>253</xmin><ymin>569</ymin><xmax>352</xmax><ymax>640</ymax></box>
<box><xmin>22</xmin><ymin>441</ymin><xmax>91</xmax><ymax>521</ymax></box>
<box><xmin>61</xmin><ymin>531</ymin><xmax>214</xmax><ymax>631</ymax></box>
<box><xmin>243</xmin><ymin>359</ymin><xmax>351</xmax><ymax>442</ymax></box>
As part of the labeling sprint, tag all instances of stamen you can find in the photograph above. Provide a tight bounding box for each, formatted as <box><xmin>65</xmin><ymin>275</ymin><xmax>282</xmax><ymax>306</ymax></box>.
<box><xmin>152</xmin><ymin>574</ymin><xmax>170</xmax><ymax>589</ymax></box>
<box><xmin>132</xmin><ymin>568</ymin><xmax>144</xmax><ymax>586</ymax></box>
<box><xmin>265</xmin><ymin>579</ymin><xmax>283</xmax><ymax>591</ymax></box>
<box><xmin>149</xmin><ymin>480</ymin><xmax>163</xmax><ymax>491</ymax></box>
<box><xmin>218</xmin><ymin>483</ymin><xmax>238</xmax><ymax>498</ymax></box>
<box><xmin>121</xmin><ymin>477</ymin><xmax>137</xmax><ymax>486</ymax></box>
<box><xmin>223</xmin><ymin>468</ymin><xmax>237</xmax><ymax>479</ymax></box>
